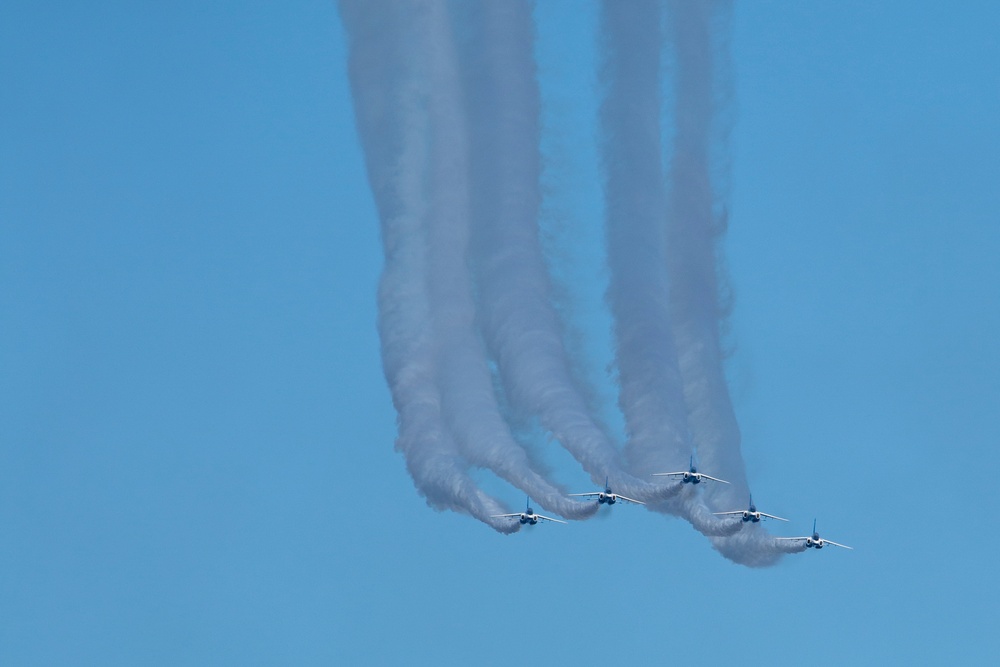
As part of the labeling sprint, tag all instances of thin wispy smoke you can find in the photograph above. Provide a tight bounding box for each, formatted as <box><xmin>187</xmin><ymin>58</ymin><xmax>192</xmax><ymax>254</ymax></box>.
<box><xmin>339</xmin><ymin>0</ymin><xmax>805</xmax><ymax>562</ymax></box>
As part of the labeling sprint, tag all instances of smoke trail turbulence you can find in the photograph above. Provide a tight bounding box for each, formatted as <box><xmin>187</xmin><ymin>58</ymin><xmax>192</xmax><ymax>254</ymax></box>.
<box><xmin>339</xmin><ymin>0</ymin><xmax>805</xmax><ymax>564</ymax></box>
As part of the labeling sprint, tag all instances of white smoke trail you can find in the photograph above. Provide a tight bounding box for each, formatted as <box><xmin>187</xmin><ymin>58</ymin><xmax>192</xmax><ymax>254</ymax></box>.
<box><xmin>601</xmin><ymin>0</ymin><xmax>796</xmax><ymax>553</ymax></box>
<box><xmin>663</xmin><ymin>0</ymin><xmax>747</xmax><ymax>503</ymax></box>
<box><xmin>340</xmin><ymin>1</ymin><xmax>517</xmax><ymax>530</ymax></box>
<box><xmin>341</xmin><ymin>0</ymin><xmax>801</xmax><ymax>561</ymax></box>
<box><xmin>453</xmin><ymin>1</ymin><xmax>669</xmax><ymax>503</ymax></box>
<box><xmin>418</xmin><ymin>1</ymin><xmax>595</xmax><ymax>520</ymax></box>
<box><xmin>599</xmin><ymin>0</ymin><xmax>691</xmax><ymax>484</ymax></box>
<box><xmin>661</xmin><ymin>0</ymin><xmax>798</xmax><ymax>564</ymax></box>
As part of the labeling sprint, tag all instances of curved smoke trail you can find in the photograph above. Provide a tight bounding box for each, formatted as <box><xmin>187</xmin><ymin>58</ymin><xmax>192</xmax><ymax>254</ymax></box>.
<box><xmin>456</xmin><ymin>2</ymin><xmax>669</xmax><ymax>503</ymax></box>
<box><xmin>339</xmin><ymin>0</ymin><xmax>804</xmax><ymax>562</ymax></box>
<box><xmin>599</xmin><ymin>0</ymin><xmax>690</xmax><ymax>483</ymax></box>
<box><xmin>419</xmin><ymin>1</ymin><xmax>594</xmax><ymax>520</ymax></box>
<box><xmin>658</xmin><ymin>0</ymin><xmax>800</xmax><ymax>563</ymax></box>
<box><xmin>340</xmin><ymin>1</ymin><xmax>515</xmax><ymax>530</ymax></box>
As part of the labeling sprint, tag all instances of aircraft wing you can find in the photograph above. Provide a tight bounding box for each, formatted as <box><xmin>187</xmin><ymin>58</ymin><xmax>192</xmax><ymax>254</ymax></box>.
<box><xmin>491</xmin><ymin>513</ymin><xmax>522</xmax><ymax>518</ymax></box>
<box><xmin>568</xmin><ymin>492</ymin><xmax>600</xmax><ymax>498</ymax></box>
<box><xmin>536</xmin><ymin>514</ymin><xmax>567</xmax><ymax>524</ymax></box>
<box><xmin>759</xmin><ymin>512</ymin><xmax>789</xmax><ymax>522</ymax></box>
<box><xmin>774</xmin><ymin>536</ymin><xmax>807</xmax><ymax>542</ymax></box>
<box><xmin>712</xmin><ymin>510</ymin><xmax>744</xmax><ymax>516</ymax></box>
<box><xmin>824</xmin><ymin>539</ymin><xmax>854</xmax><ymax>550</ymax></box>
<box><xmin>617</xmin><ymin>495</ymin><xmax>645</xmax><ymax>505</ymax></box>
<box><xmin>700</xmin><ymin>474</ymin><xmax>730</xmax><ymax>484</ymax></box>
<box><xmin>651</xmin><ymin>471</ymin><xmax>685</xmax><ymax>478</ymax></box>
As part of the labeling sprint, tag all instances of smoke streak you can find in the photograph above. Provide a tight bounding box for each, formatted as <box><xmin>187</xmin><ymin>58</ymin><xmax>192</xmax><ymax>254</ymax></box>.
<box><xmin>663</xmin><ymin>0</ymin><xmax>747</xmax><ymax>504</ymax></box>
<box><xmin>660</xmin><ymin>0</ymin><xmax>799</xmax><ymax>564</ymax></box>
<box><xmin>599</xmin><ymin>0</ymin><xmax>690</xmax><ymax>482</ymax></box>
<box><xmin>420</xmin><ymin>1</ymin><xmax>594</xmax><ymax>519</ymax></box>
<box><xmin>340</xmin><ymin>0</ymin><xmax>803</xmax><ymax>563</ymax></box>
<box><xmin>340</xmin><ymin>1</ymin><xmax>514</xmax><ymax>530</ymax></box>
<box><xmin>455</xmin><ymin>2</ymin><xmax>668</xmax><ymax>503</ymax></box>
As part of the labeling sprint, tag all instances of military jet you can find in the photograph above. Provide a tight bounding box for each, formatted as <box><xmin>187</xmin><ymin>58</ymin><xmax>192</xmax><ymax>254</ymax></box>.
<box><xmin>776</xmin><ymin>519</ymin><xmax>852</xmax><ymax>550</ymax></box>
<box><xmin>652</xmin><ymin>456</ymin><xmax>730</xmax><ymax>485</ymax></box>
<box><xmin>713</xmin><ymin>495</ymin><xmax>788</xmax><ymax>523</ymax></box>
<box><xmin>491</xmin><ymin>497</ymin><xmax>567</xmax><ymax>525</ymax></box>
<box><xmin>570</xmin><ymin>476</ymin><xmax>644</xmax><ymax>506</ymax></box>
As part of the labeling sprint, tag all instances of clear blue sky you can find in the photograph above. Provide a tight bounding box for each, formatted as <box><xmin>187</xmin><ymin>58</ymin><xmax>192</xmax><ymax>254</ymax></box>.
<box><xmin>3</xmin><ymin>1</ymin><xmax>998</xmax><ymax>664</ymax></box>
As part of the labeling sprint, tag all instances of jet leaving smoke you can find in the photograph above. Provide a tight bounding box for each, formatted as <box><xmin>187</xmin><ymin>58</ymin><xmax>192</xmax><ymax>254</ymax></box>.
<box><xmin>339</xmin><ymin>0</ymin><xmax>804</xmax><ymax>564</ymax></box>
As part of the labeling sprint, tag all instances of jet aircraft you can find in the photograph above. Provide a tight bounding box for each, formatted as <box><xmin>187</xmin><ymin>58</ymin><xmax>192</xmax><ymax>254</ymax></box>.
<box><xmin>713</xmin><ymin>495</ymin><xmax>788</xmax><ymax>523</ymax></box>
<box><xmin>776</xmin><ymin>519</ymin><xmax>852</xmax><ymax>550</ymax></box>
<box><xmin>570</xmin><ymin>476</ymin><xmax>644</xmax><ymax>506</ymax></box>
<box><xmin>652</xmin><ymin>456</ymin><xmax>730</xmax><ymax>485</ymax></box>
<box><xmin>492</xmin><ymin>498</ymin><xmax>567</xmax><ymax>525</ymax></box>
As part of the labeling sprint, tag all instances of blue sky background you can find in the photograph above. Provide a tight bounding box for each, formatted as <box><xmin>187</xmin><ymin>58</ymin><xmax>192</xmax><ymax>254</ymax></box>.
<box><xmin>3</xmin><ymin>1</ymin><xmax>998</xmax><ymax>664</ymax></box>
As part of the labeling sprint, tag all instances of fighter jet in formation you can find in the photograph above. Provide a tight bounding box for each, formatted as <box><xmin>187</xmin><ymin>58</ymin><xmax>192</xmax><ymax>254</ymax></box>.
<box><xmin>491</xmin><ymin>498</ymin><xmax>566</xmax><ymax>526</ymax></box>
<box><xmin>776</xmin><ymin>519</ymin><xmax>852</xmax><ymax>550</ymax></box>
<box><xmin>492</xmin><ymin>482</ymin><xmax>852</xmax><ymax>555</ymax></box>
<box><xmin>570</xmin><ymin>476</ymin><xmax>645</xmax><ymax>506</ymax></box>
<box><xmin>652</xmin><ymin>456</ymin><xmax>730</xmax><ymax>485</ymax></box>
<box><xmin>713</xmin><ymin>495</ymin><xmax>788</xmax><ymax>523</ymax></box>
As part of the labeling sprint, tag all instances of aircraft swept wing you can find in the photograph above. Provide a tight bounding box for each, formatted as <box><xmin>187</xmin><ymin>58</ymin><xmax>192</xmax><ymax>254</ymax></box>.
<box><xmin>491</xmin><ymin>498</ymin><xmax>568</xmax><ymax>525</ymax></box>
<box><xmin>775</xmin><ymin>536</ymin><xmax>852</xmax><ymax>549</ymax></box>
<box><xmin>491</xmin><ymin>512</ymin><xmax>567</xmax><ymax>524</ymax></box>
<box><xmin>820</xmin><ymin>539</ymin><xmax>852</xmax><ymax>549</ymax></box>
<box><xmin>715</xmin><ymin>509</ymin><xmax>788</xmax><ymax>521</ymax></box>
<box><xmin>569</xmin><ymin>476</ymin><xmax>645</xmax><ymax>506</ymax></box>
<box><xmin>569</xmin><ymin>491</ymin><xmax>645</xmax><ymax>505</ymax></box>
<box><xmin>776</xmin><ymin>520</ymin><xmax>853</xmax><ymax>549</ymax></box>
<box><xmin>652</xmin><ymin>456</ymin><xmax>730</xmax><ymax>485</ymax></box>
<box><xmin>653</xmin><ymin>470</ymin><xmax>731</xmax><ymax>484</ymax></box>
<box><xmin>713</xmin><ymin>496</ymin><xmax>787</xmax><ymax>522</ymax></box>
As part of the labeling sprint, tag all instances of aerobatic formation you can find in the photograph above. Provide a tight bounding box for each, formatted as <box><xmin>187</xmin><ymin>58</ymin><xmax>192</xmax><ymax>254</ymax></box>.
<box><xmin>339</xmin><ymin>0</ymin><xmax>850</xmax><ymax>566</ymax></box>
